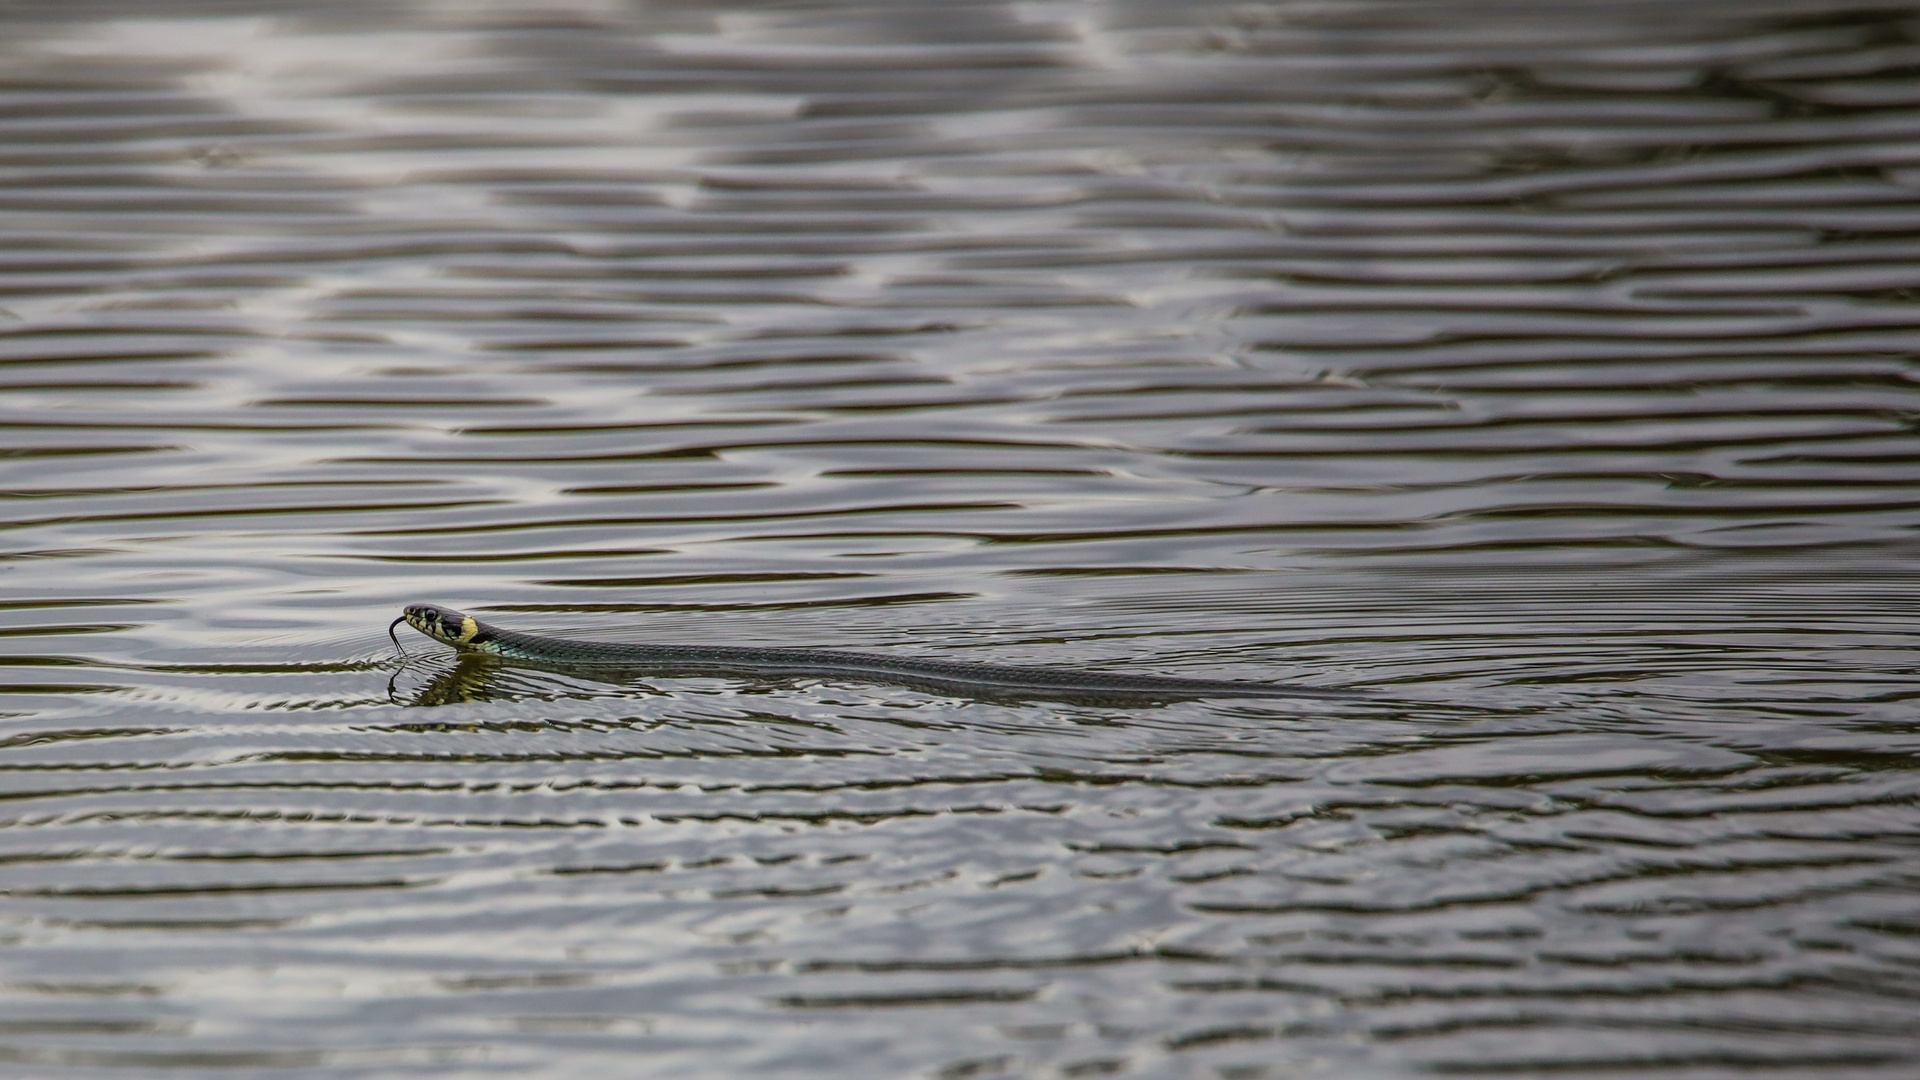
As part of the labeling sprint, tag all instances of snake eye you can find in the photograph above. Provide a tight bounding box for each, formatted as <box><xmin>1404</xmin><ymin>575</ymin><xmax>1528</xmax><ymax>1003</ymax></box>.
<box><xmin>404</xmin><ymin>604</ymin><xmax>443</xmax><ymax>632</ymax></box>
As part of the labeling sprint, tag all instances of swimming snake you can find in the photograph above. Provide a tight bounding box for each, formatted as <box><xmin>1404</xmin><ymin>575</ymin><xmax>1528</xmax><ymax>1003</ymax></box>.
<box><xmin>391</xmin><ymin>603</ymin><xmax>1352</xmax><ymax>700</ymax></box>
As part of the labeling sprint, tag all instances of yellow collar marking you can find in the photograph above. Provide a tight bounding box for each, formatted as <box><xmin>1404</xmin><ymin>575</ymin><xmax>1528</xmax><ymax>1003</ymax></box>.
<box><xmin>454</xmin><ymin>615</ymin><xmax>479</xmax><ymax>644</ymax></box>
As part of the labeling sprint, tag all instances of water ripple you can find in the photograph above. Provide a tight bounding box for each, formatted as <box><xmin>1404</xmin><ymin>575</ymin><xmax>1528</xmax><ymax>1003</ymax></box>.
<box><xmin>0</xmin><ymin>0</ymin><xmax>1917</xmax><ymax>1076</ymax></box>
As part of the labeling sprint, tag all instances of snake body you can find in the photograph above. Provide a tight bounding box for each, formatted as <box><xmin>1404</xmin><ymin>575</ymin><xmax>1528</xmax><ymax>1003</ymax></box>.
<box><xmin>392</xmin><ymin>603</ymin><xmax>1349</xmax><ymax>700</ymax></box>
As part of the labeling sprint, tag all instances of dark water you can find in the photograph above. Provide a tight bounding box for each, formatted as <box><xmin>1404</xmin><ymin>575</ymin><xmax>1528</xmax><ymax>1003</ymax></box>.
<box><xmin>3</xmin><ymin>0</ymin><xmax>1920</xmax><ymax>1076</ymax></box>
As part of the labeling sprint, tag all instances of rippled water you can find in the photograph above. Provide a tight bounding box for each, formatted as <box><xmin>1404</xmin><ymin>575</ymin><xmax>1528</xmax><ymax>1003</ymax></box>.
<box><xmin>3</xmin><ymin>0</ymin><xmax>1920</xmax><ymax>1076</ymax></box>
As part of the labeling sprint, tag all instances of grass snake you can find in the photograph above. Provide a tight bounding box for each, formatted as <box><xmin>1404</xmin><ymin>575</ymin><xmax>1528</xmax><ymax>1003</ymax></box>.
<box><xmin>392</xmin><ymin>603</ymin><xmax>1354</xmax><ymax>700</ymax></box>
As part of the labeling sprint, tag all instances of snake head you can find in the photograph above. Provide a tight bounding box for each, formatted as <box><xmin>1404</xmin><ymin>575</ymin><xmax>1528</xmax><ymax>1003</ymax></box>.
<box><xmin>403</xmin><ymin>604</ymin><xmax>481</xmax><ymax>646</ymax></box>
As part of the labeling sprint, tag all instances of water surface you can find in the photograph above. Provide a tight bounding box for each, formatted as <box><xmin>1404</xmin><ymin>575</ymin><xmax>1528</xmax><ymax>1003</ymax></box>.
<box><xmin>2</xmin><ymin>1</ymin><xmax>1919</xmax><ymax>1077</ymax></box>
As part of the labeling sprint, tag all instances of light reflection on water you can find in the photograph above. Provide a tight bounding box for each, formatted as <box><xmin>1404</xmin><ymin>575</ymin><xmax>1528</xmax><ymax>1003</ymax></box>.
<box><xmin>2</xmin><ymin>0</ymin><xmax>1919</xmax><ymax>1076</ymax></box>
